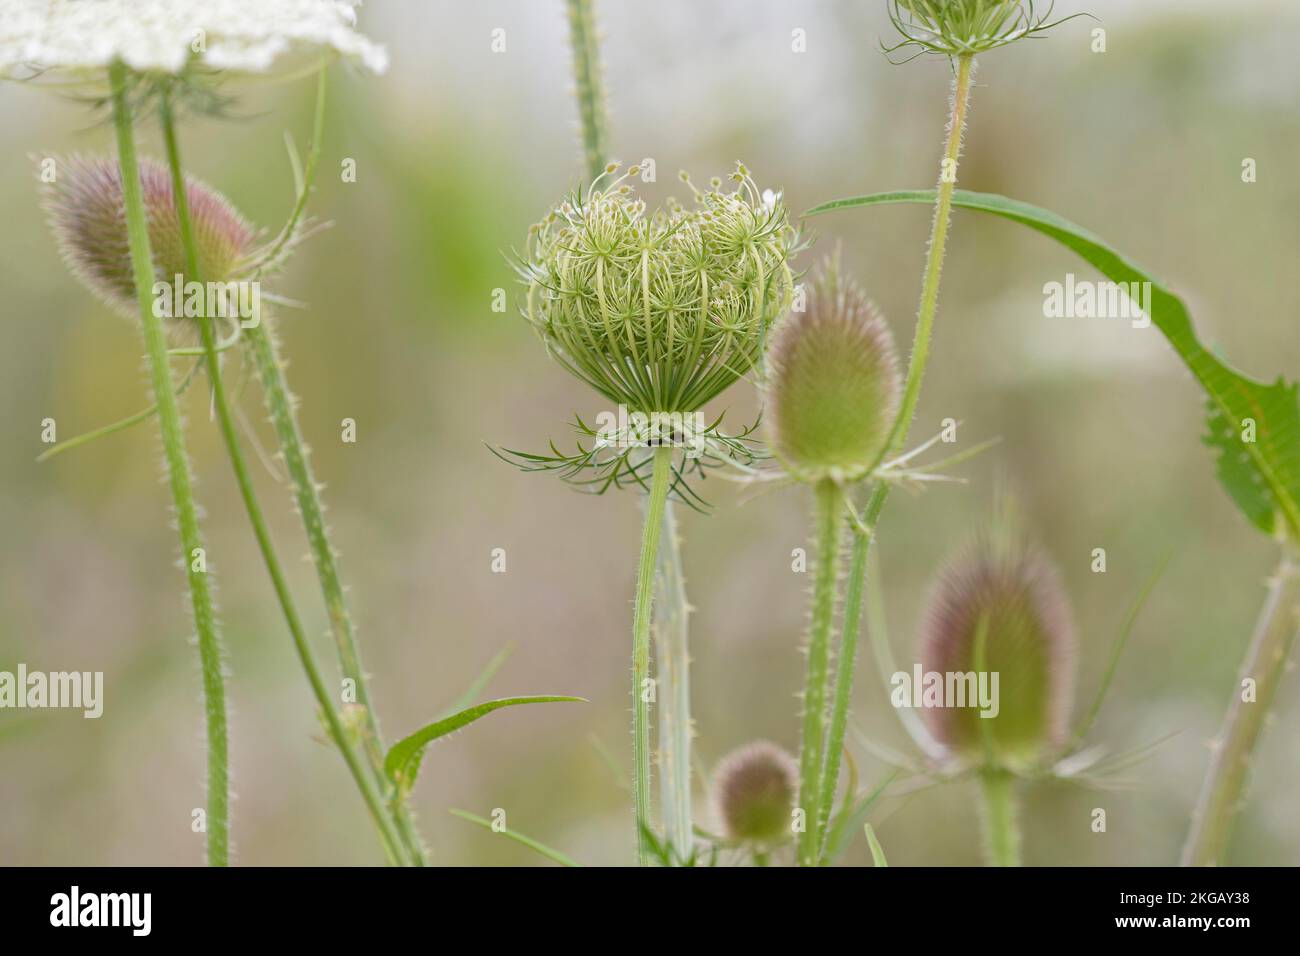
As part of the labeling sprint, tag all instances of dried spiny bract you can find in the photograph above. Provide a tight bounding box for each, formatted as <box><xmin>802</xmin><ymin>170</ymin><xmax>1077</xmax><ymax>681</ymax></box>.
<box><xmin>521</xmin><ymin>163</ymin><xmax>798</xmax><ymax>414</ymax></box>
<box><xmin>712</xmin><ymin>740</ymin><xmax>799</xmax><ymax>846</ymax></box>
<box><xmin>920</xmin><ymin>527</ymin><xmax>1076</xmax><ymax>772</ymax></box>
<box><xmin>42</xmin><ymin>154</ymin><xmax>256</xmax><ymax>321</ymax></box>
<box><xmin>884</xmin><ymin>0</ymin><xmax>1086</xmax><ymax>60</ymax></box>
<box><xmin>766</xmin><ymin>263</ymin><xmax>901</xmax><ymax>484</ymax></box>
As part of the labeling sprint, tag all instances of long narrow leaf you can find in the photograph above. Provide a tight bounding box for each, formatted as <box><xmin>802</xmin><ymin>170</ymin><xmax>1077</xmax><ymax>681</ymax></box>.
<box><xmin>806</xmin><ymin>189</ymin><xmax>1300</xmax><ymax>540</ymax></box>
<box><xmin>449</xmin><ymin>809</ymin><xmax>583</xmax><ymax>867</ymax></box>
<box><xmin>821</xmin><ymin>769</ymin><xmax>899</xmax><ymax>865</ymax></box>
<box><xmin>385</xmin><ymin>696</ymin><xmax>584</xmax><ymax>792</ymax></box>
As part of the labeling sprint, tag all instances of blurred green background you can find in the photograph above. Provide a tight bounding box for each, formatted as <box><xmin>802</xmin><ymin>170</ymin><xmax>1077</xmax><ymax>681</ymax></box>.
<box><xmin>2</xmin><ymin>0</ymin><xmax>1298</xmax><ymax>865</ymax></box>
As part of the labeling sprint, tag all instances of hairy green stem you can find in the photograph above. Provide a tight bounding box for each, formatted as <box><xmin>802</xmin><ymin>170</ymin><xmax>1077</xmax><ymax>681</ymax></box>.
<box><xmin>157</xmin><ymin>91</ymin><xmax>406</xmax><ymax>867</ymax></box>
<box><xmin>632</xmin><ymin>447</ymin><xmax>674</xmax><ymax>865</ymax></box>
<box><xmin>821</xmin><ymin>56</ymin><xmax>978</xmax><ymax>845</ymax></box>
<box><xmin>885</xmin><ymin>52</ymin><xmax>974</xmax><ymax>455</ymax></box>
<box><xmin>564</xmin><ymin>0</ymin><xmax>609</xmax><ymax>183</ymax></box>
<box><xmin>1182</xmin><ymin>547</ymin><xmax>1300</xmax><ymax>866</ymax></box>
<box><xmin>979</xmin><ymin>768</ymin><xmax>1021</xmax><ymax>866</ymax></box>
<box><xmin>816</xmin><ymin>519</ymin><xmax>867</xmax><ymax>859</ymax></box>
<box><xmin>565</xmin><ymin>0</ymin><xmax>697</xmax><ymax>864</ymax></box>
<box><xmin>238</xmin><ymin>68</ymin><xmax>426</xmax><ymax>865</ymax></box>
<box><xmin>244</xmin><ymin>317</ymin><xmax>424</xmax><ymax>865</ymax></box>
<box><xmin>797</xmin><ymin>479</ymin><xmax>844</xmax><ymax>866</ymax></box>
<box><xmin>109</xmin><ymin>61</ymin><xmax>229</xmax><ymax>866</ymax></box>
<box><xmin>653</xmin><ymin>500</ymin><xmax>693</xmax><ymax>862</ymax></box>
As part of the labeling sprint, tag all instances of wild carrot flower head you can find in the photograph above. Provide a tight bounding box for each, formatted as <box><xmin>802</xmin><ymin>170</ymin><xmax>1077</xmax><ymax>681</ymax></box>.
<box><xmin>42</xmin><ymin>154</ymin><xmax>256</xmax><ymax>319</ymax></box>
<box><xmin>0</xmin><ymin>0</ymin><xmax>387</xmax><ymax>79</ymax></box>
<box><xmin>884</xmin><ymin>0</ymin><xmax>1086</xmax><ymax>60</ymax></box>
<box><xmin>520</xmin><ymin>162</ymin><xmax>799</xmax><ymax>415</ymax></box>
<box><xmin>712</xmin><ymin>740</ymin><xmax>798</xmax><ymax>845</ymax></box>
<box><xmin>766</xmin><ymin>260</ymin><xmax>901</xmax><ymax>483</ymax></box>
<box><xmin>920</xmin><ymin>515</ymin><xmax>1076</xmax><ymax>772</ymax></box>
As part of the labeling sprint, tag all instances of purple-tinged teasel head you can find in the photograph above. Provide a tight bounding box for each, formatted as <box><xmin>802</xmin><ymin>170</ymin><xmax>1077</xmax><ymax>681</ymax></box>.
<box><xmin>766</xmin><ymin>261</ymin><xmax>901</xmax><ymax>483</ymax></box>
<box><xmin>41</xmin><ymin>154</ymin><xmax>256</xmax><ymax>319</ymax></box>
<box><xmin>920</xmin><ymin>527</ymin><xmax>1076</xmax><ymax>771</ymax></box>
<box><xmin>712</xmin><ymin>740</ymin><xmax>799</xmax><ymax>845</ymax></box>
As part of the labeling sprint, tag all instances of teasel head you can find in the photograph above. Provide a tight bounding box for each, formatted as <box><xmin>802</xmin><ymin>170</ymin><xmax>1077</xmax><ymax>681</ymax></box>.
<box><xmin>519</xmin><ymin>162</ymin><xmax>799</xmax><ymax>415</ymax></box>
<box><xmin>712</xmin><ymin>740</ymin><xmax>799</xmax><ymax>847</ymax></box>
<box><xmin>766</xmin><ymin>259</ymin><xmax>902</xmax><ymax>484</ymax></box>
<box><xmin>41</xmin><ymin>154</ymin><xmax>257</xmax><ymax>324</ymax></box>
<box><xmin>919</xmin><ymin>507</ymin><xmax>1076</xmax><ymax>772</ymax></box>
<box><xmin>884</xmin><ymin>0</ymin><xmax>1089</xmax><ymax>61</ymax></box>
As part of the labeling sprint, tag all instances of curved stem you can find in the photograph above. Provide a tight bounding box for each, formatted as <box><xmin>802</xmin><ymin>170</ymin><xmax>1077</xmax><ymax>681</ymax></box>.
<box><xmin>826</xmin><ymin>55</ymin><xmax>977</xmax><ymax>827</ymax></box>
<box><xmin>884</xmin><ymin>52</ymin><xmax>974</xmax><ymax>455</ymax></box>
<box><xmin>239</xmin><ymin>68</ymin><xmax>426</xmax><ymax>866</ymax></box>
<box><xmin>244</xmin><ymin>317</ymin><xmax>425</xmax><ymax>865</ymax></box>
<box><xmin>1182</xmin><ymin>547</ymin><xmax>1300</xmax><ymax>866</ymax></box>
<box><xmin>109</xmin><ymin>61</ymin><xmax>229</xmax><ymax>866</ymax></box>
<box><xmin>157</xmin><ymin>91</ymin><xmax>405</xmax><ymax>866</ymax></box>
<box><xmin>979</xmin><ymin>768</ymin><xmax>1021</xmax><ymax>867</ymax></box>
<box><xmin>797</xmin><ymin>479</ymin><xmax>844</xmax><ymax>866</ymax></box>
<box><xmin>632</xmin><ymin>446</ymin><xmax>674</xmax><ymax>865</ymax></box>
<box><xmin>654</xmin><ymin>499</ymin><xmax>693</xmax><ymax>862</ymax></box>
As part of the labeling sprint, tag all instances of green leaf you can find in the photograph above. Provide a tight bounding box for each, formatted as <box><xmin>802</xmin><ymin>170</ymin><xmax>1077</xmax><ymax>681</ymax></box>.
<box><xmin>821</xmin><ymin>769</ymin><xmax>898</xmax><ymax>865</ymax></box>
<box><xmin>450</xmin><ymin>809</ymin><xmax>583</xmax><ymax>867</ymax></box>
<box><xmin>864</xmin><ymin>823</ymin><xmax>889</xmax><ymax>868</ymax></box>
<box><xmin>385</xmin><ymin>696</ymin><xmax>585</xmax><ymax>794</ymax></box>
<box><xmin>439</xmin><ymin>642</ymin><xmax>515</xmax><ymax>719</ymax></box>
<box><xmin>806</xmin><ymin>189</ymin><xmax>1300</xmax><ymax>540</ymax></box>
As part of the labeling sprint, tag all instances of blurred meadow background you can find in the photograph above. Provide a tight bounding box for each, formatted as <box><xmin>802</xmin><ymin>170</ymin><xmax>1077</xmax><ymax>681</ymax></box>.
<box><xmin>2</xmin><ymin>0</ymin><xmax>1299</xmax><ymax>865</ymax></box>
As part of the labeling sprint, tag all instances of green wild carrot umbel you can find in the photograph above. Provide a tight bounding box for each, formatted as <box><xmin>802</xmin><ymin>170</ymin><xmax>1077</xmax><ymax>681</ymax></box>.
<box><xmin>512</xmin><ymin>162</ymin><xmax>798</xmax><ymax>864</ymax></box>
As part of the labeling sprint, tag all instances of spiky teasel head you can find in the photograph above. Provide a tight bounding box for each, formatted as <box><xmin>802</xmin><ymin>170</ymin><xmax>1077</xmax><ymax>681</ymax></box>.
<box><xmin>712</xmin><ymin>740</ymin><xmax>799</xmax><ymax>846</ymax></box>
<box><xmin>41</xmin><ymin>154</ymin><xmax>257</xmax><ymax>322</ymax></box>
<box><xmin>920</xmin><ymin>507</ymin><xmax>1076</xmax><ymax>772</ymax></box>
<box><xmin>520</xmin><ymin>162</ymin><xmax>799</xmax><ymax>415</ymax></box>
<box><xmin>766</xmin><ymin>259</ymin><xmax>901</xmax><ymax>484</ymax></box>
<box><xmin>884</xmin><ymin>1</ymin><xmax>1088</xmax><ymax>60</ymax></box>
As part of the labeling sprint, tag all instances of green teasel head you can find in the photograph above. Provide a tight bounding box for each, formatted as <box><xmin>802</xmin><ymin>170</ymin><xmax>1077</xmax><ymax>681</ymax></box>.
<box><xmin>766</xmin><ymin>259</ymin><xmax>902</xmax><ymax>484</ymax></box>
<box><xmin>712</xmin><ymin>740</ymin><xmax>799</xmax><ymax>846</ymax></box>
<box><xmin>519</xmin><ymin>162</ymin><xmax>800</xmax><ymax>415</ymax></box>
<box><xmin>884</xmin><ymin>0</ymin><xmax>1088</xmax><ymax>60</ymax></box>
<box><xmin>919</xmin><ymin>513</ymin><xmax>1076</xmax><ymax>772</ymax></box>
<box><xmin>41</xmin><ymin>154</ymin><xmax>257</xmax><ymax>321</ymax></box>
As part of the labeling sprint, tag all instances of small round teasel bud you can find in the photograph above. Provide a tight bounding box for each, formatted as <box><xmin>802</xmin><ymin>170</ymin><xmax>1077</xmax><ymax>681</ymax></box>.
<box><xmin>766</xmin><ymin>261</ymin><xmax>902</xmax><ymax>483</ymax></box>
<box><xmin>919</xmin><ymin>520</ymin><xmax>1077</xmax><ymax>772</ymax></box>
<box><xmin>521</xmin><ymin>162</ymin><xmax>798</xmax><ymax>415</ymax></box>
<box><xmin>712</xmin><ymin>740</ymin><xmax>799</xmax><ymax>846</ymax></box>
<box><xmin>41</xmin><ymin>154</ymin><xmax>256</xmax><ymax>322</ymax></box>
